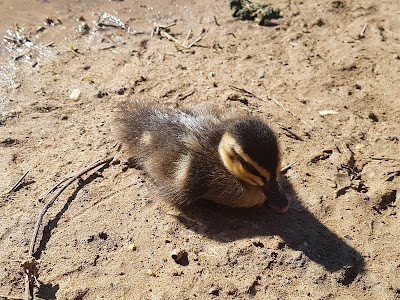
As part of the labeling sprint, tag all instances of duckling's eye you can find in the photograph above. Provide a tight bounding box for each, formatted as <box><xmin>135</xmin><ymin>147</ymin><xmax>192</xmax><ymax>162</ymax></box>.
<box><xmin>232</xmin><ymin>149</ymin><xmax>267</xmax><ymax>184</ymax></box>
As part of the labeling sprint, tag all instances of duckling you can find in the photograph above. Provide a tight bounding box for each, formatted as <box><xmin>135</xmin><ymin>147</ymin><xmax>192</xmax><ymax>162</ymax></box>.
<box><xmin>116</xmin><ymin>101</ymin><xmax>289</xmax><ymax>213</ymax></box>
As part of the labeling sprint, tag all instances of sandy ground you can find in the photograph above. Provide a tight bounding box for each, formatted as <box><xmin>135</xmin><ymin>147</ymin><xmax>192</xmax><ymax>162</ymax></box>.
<box><xmin>0</xmin><ymin>0</ymin><xmax>399</xmax><ymax>299</ymax></box>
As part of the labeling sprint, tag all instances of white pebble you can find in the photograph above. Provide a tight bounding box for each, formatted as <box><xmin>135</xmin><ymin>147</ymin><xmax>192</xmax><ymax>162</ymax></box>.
<box><xmin>128</xmin><ymin>243</ymin><xmax>137</xmax><ymax>251</ymax></box>
<box><xmin>69</xmin><ymin>88</ymin><xmax>81</xmax><ymax>101</ymax></box>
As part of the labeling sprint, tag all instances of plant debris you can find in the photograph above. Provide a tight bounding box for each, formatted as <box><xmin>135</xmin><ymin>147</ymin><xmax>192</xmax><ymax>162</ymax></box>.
<box><xmin>96</xmin><ymin>11</ymin><xmax>136</xmax><ymax>34</ymax></box>
<box><xmin>229</xmin><ymin>0</ymin><xmax>281</xmax><ymax>26</ymax></box>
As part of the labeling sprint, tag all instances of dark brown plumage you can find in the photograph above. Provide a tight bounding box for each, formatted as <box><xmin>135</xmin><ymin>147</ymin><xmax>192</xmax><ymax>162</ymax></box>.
<box><xmin>115</xmin><ymin>101</ymin><xmax>288</xmax><ymax>212</ymax></box>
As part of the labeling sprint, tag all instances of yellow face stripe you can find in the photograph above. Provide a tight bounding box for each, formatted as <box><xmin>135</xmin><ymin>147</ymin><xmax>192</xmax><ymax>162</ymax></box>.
<box><xmin>218</xmin><ymin>133</ymin><xmax>274</xmax><ymax>186</ymax></box>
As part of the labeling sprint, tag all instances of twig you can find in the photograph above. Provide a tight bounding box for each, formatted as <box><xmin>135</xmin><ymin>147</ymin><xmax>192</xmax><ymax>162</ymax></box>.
<box><xmin>370</xmin><ymin>156</ymin><xmax>396</xmax><ymax>161</ymax></box>
<box><xmin>29</xmin><ymin>157</ymin><xmax>113</xmax><ymax>256</ymax></box>
<box><xmin>25</xmin><ymin>157</ymin><xmax>113</xmax><ymax>300</ymax></box>
<box><xmin>8</xmin><ymin>171</ymin><xmax>29</xmax><ymax>193</ymax></box>
<box><xmin>229</xmin><ymin>85</ymin><xmax>310</xmax><ymax>127</ymax></box>
<box><xmin>229</xmin><ymin>86</ymin><xmax>257</xmax><ymax>98</ymax></box>
<box><xmin>186</xmin><ymin>30</ymin><xmax>206</xmax><ymax>48</ymax></box>
<box><xmin>277</xmin><ymin>123</ymin><xmax>304</xmax><ymax>141</ymax></box>
<box><xmin>213</xmin><ymin>15</ymin><xmax>220</xmax><ymax>26</ymax></box>
<box><xmin>38</xmin><ymin>176</ymin><xmax>72</xmax><ymax>202</ymax></box>
<box><xmin>159</xmin><ymin>30</ymin><xmax>180</xmax><ymax>44</ymax></box>
<box><xmin>269</xmin><ymin>96</ymin><xmax>310</xmax><ymax>127</ymax></box>
<box><xmin>281</xmin><ymin>161</ymin><xmax>297</xmax><ymax>174</ymax></box>
<box><xmin>151</xmin><ymin>21</ymin><xmax>176</xmax><ymax>37</ymax></box>
<box><xmin>182</xmin><ymin>29</ymin><xmax>192</xmax><ymax>48</ymax></box>
<box><xmin>44</xmin><ymin>42</ymin><xmax>55</xmax><ymax>47</ymax></box>
<box><xmin>0</xmin><ymin>294</ymin><xmax>24</xmax><ymax>300</ymax></box>
<box><xmin>177</xmin><ymin>89</ymin><xmax>196</xmax><ymax>101</ymax></box>
<box><xmin>152</xmin><ymin>22</ymin><xmax>206</xmax><ymax>49</ymax></box>
<box><xmin>359</xmin><ymin>23</ymin><xmax>368</xmax><ymax>38</ymax></box>
<box><xmin>156</xmin><ymin>22</ymin><xmax>177</xmax><ymax>29</ymax></box>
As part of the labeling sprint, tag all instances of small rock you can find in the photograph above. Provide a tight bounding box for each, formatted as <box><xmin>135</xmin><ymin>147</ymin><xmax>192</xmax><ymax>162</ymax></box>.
<box><xmin>257</xmin><ymin>68</ymin><xmax>265</xmax><ymax>79</ymax></box>
<box><xmin>171</xmin><ymin>248</ymin><xmax>185</xmax><ymax>261</ymax></box>
<box><xmin>247</xmin><ymin>278</ymin><xmax>260</xmax><ymax>296</ymax></box>
<box><xmin>226</xmin><ymin>285</ymin><xmax>237</xmax><ymax>296</ymax></box>
<box><xmin>208</xmin><ymin>285</ymin><xmax>220</xmax><ymax>296</ymax></box>
<box><xmin>98</xmin><ymin>232</ymin><xmax>108</xmax><ymax>240</ymax></box>
<box><xmin>252</xmin><ymin>241</ymin><xmax>265</xmax><ymax>248</ymax></box>
<box><xmin>59</xmin><ymin>114</ymin><xmax>68</xmax><ymax>120</ymax></box>
<box><xmin>337</xmin><ymin>265</ymin><xmax>359</xmax><ymax>286</ymax></box>
<box><xmin>368</xmin><ymin>112</ymin><xmax>379</xmax><ymax>122</ymax></box>
<box><xmin>171</xmin><ymin>248</ymin><xmax>189</xmax><ymax>266</ymax></box>
<box><xmin>312</xmin><ymin>18</ymin><xmax>325</xmax><ymax>27</ymax></box>
<box><xmin>277</xmin><ymin>242</ymin><xmax>286</xmax><ymax>250</ymax></box>
<box><xmin>79</xmin><ymin>22</ymin><xmax>90</xmax><ymax>35</ymax></box>
<box><xmin>111</xmin><ymin>158</ymin><xmax>121</xmax><ymax>165</ymax></box>
<box><xmin>336</xmin><ymin>171</ymin><xmax>351</xmax><ymax>197</ymax></box>
<box><xmin>146</xmin><ymin>269</ymin><xmax>156</xmax><ymax>277</ymax></box>
<box><xmin>128</xmin><ymin>243</ymin><xmax>137</xmax><ymax>251</ymax></box>
<box><xmin>69</xmin><ymin>88</ymin><xmax>81</xmax><ymax>101</ymax></box>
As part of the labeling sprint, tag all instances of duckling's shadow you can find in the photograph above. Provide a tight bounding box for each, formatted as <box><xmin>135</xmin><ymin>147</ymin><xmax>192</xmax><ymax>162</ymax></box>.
<box><xmin>177</xmin><ymin>176</ymin><xmax>365</xmax><ymax>273</ymax></box>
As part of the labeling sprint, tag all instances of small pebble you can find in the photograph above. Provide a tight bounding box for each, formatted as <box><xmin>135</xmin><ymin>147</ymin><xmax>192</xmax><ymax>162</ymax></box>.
<box><xmin>257</xmin><ymin>68</ymin><xmax>265</xmax><ymax>79</ymax></box>
<box><xmin>208</xmin><ymin>285</ymin><xmax>220</xmax><ymax>296</ymax></box>
<box><xmin>69</xmin><ymin>88</ymin><xmax>81</xmax><ymax>101</ymax></box>
<box><xmin>171</xmin><ymin>248</ymin><xmax>185</xmax><ymax>261</ymax></box>
<box><xmin>146</xmin><ymin>269</ymin><xmax>156</xmax><ymax>277</ymax></box>
<box><xmin>128</xmin><ymin>243</ymin><xmax>137</xmax><ymax>251</ymax></box>
<box><xmin>60</xmin><ymin>114</ymin><xmax>68</xmax><ymax>120</ymax></box>
<box><xmin>368</xmin><ymin>112</ymin><xmax>379</xmax><ymax>122</ymax></box>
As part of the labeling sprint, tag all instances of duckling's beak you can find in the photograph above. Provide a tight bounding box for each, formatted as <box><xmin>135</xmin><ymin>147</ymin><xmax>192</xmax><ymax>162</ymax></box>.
<box><xmin>262</xmin><ymin>180</ymin><xmax>289</xmax><ymax>213</ymax></box>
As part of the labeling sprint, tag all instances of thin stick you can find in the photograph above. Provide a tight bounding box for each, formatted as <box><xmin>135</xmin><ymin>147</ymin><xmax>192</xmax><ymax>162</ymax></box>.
<box><xmin>38</xmin><ymin>176</ymin><xmax>72</xmax><ymax>202</ymax></box>
<box><xmin>8</xmin><ymin>171</ymin><xmax>29</xmax><ymax>193</ymax></box>
<box><xmin>153</xmin><ymin>21</ymin><xmax>206</xmax><ymax>50</ymax></box>
<box><xmin>177</xmin><ymin>89</ymin><xmax>196</xmax><ymax>101</ymax></box>
<box><xmin>182</xmin><ymin>29</ymin><xmax>192</xmax><ymax>48</ymax></box>
<box><xmin>29</xmin><ymin>157</ymin><xmax>113</xmax><ymax>256</ymax></box>
<box><xmin>281</xmin><ymin>161</ymin><xmax>297</xmax><ymax>174</ymax></box>
<box><xmin>269</xmin><ymin>96</ymin><xmax>310</xmax><ymax>127</ymax></box>
<box><xmin>230</xmin><ymin>86</ymin><xmax>310</xmax><ymax>127</ymax></box>
<box><xmin>155</xmin><ymin>22</ymin><xmax>177</xmax><ymax>29</ymax></box>
<box><xmin>213</xmin><ymin>15</ymin><xmax>220</xmax><ymax>26</ymax></box>
<box><xmin>0</xmin><ymin>294</ymin><xmax>24</xmax><ymax>300</ymax></box>
<box><xmin>159</xmin><ymin>30</ymin><xmax>180</xmax><ymax>44</ymax></box>
<box><xmin>370</xmin><ymin>156</ymin><xmax>396</xmax><ymax>161</ymax></box>
<box><xmin>277</xmin><ymin>123</ymin><xmax>304</xmax><ymax>141</ymax></box>
<box><xmin>24</xmin><ymin>157</ymin><xmax>113</xmax><ymax>300</ymax></box>
<box><xmin>359</xmin><ymin>23</ymin><xmax>368</xmax><ymax>38</ymax></box>
<box><xmin>186</xmin><ymin>33</ymin><xmax>205</xmax><ymax>48</ymax></box>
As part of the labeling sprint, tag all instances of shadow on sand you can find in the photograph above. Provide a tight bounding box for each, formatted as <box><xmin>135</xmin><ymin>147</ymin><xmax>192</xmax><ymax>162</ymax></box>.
<box><xmin>177</xmin><ymin>175</ymin><xmax>365</xmax><ymax>276</ymax></box>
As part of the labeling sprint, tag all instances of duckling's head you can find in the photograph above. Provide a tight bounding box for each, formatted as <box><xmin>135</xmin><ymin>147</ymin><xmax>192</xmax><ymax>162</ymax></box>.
<box><xmin>218</xmin><ymin>118</ymin><xmax>289</xmax><ymax>213</ymax></box>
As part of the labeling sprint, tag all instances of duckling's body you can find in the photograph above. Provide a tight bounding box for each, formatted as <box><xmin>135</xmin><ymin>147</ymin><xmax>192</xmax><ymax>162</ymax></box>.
<box><xmin>116</xmin><ymin>101</ymin><xmax>288</xmax><ymax>212</ymax></box>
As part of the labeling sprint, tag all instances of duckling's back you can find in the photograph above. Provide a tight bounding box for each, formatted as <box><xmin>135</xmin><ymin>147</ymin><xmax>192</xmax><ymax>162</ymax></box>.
<box><xmin>116</xmin><ymin>102</ymin><xmax>226</xmax><ymax>204</ymax></box>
